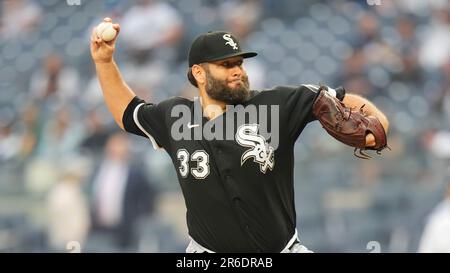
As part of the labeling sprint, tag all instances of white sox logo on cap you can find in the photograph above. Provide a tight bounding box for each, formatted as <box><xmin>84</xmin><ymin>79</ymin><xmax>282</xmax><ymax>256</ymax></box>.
<box><xmin>223</xmin><ymin>34</ymin><xmax>238</xmax><ymax>50</ymax></box>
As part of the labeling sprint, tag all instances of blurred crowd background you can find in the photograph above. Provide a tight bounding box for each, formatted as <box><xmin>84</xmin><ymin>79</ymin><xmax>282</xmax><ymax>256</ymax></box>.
<box><xmin>0</xmin><ymin>0</ymin><xmax>450</xmax><ymax>253</ymax></box>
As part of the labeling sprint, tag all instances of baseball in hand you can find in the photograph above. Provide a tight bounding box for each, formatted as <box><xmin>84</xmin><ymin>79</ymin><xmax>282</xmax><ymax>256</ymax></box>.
<box><xmin>96</xmin><ymin>22</ymin><xmax>117</xmax><ymax>42</ymax></box>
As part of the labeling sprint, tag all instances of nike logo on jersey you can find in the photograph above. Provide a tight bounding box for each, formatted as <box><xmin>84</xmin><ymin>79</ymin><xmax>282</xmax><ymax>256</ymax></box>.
<box><xmin>236</xmin><ymin>124</ymin><xmax>275</xmax><ymax>174</ymax></box>
<box><xmin>187</xmin><ymin>122</ymin><xmax>200</xmax><ymax>129</ymax></box>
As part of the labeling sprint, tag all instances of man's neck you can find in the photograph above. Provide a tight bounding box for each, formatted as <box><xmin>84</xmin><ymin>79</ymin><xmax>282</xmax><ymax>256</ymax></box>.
<box><xmin>199</xmin><ymin>88</ymin><xmax>226</xmax><ymax>120</ymax></box>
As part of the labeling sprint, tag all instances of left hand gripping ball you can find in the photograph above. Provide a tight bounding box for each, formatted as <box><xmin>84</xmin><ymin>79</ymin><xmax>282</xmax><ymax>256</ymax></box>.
<box><xmin>96</xmin><ymin>22</ymin><xmax>117</xmax><ymax>42</ymax></box>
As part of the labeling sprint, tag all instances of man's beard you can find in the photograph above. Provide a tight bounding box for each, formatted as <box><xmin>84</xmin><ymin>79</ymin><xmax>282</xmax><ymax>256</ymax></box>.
<box><xmin>204</xmin><ymin>71</ymin><xmax>250</xmax><ymax>105</ymax></box>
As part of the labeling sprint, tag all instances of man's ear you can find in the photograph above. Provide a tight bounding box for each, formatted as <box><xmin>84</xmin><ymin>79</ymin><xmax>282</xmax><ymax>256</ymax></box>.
<box><xmin>192</xmin><ymin>64</ymin><xmax>206</xmax><ymax>85</ymax></box>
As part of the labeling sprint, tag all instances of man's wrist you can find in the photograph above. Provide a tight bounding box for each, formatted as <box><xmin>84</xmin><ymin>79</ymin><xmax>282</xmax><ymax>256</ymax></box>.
<box><xmin>94</xmin><ymin>61</ymin><xmax>115</xmax><ymax>71</ymax></box>
<box><xmin>94</xmin><ymin>58</ymin><xmax>114</xmax><ymax>66</ymax></box>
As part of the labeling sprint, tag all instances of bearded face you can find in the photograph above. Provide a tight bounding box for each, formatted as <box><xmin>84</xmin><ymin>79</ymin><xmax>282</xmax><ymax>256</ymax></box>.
<box><xmin>203</xmin><ymin>66</ymin><xmax>250</xmax><ymax>105</ymax></box>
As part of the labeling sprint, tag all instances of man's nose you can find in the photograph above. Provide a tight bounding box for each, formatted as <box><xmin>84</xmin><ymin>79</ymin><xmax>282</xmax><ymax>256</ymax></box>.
<box><xmin>230</xmin><ymin>65</ymin><xmax>243</xmax><ymax>77</ymax></box>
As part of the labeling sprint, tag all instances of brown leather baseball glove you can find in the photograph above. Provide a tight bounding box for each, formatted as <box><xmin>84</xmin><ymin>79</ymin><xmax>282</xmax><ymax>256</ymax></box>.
<box><xmin>312</xmin><ymin>86</ymin><xmax>388</xmax><ymax>159</ymax></box>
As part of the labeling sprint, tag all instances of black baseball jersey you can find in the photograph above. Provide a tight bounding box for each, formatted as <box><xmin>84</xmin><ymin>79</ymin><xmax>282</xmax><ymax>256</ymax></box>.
<box><xmin>122</xmin><ymin>84</ymin><xmax>345</xmax><ymax>252</ymax></box>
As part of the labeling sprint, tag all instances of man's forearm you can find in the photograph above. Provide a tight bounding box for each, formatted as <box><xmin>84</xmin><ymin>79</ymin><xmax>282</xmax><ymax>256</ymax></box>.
<box><xmin>95</xmin><ymin>60</ymin><xmax>136</xmax><ymax>129</ymax></box>
<box><xmin>343</xmin><ymin>93</ymin><xmax>389</xmax><ymax>134</ymax></box>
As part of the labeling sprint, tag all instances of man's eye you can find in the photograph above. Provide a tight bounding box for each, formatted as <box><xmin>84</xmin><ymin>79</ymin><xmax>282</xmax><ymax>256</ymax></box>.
<box><xmin>222</xmin><ymin>61</ymin><xmax>242</xmax><ymax>68</ymax></box>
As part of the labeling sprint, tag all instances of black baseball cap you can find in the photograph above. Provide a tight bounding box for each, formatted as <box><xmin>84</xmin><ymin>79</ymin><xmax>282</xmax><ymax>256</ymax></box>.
<box><xmin>188</xmin><ymin>31</ymin><xmax>257</xmax><ymax>67</ymax></box>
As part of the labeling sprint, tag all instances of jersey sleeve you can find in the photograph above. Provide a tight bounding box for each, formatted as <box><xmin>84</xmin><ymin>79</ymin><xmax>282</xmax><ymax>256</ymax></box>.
<box><xmin>122</xmin><ymin>96</ymin><xmax>171</xmax><ymax>150</ymax></box>
<box><xmin>277</xmin><ymin>84</ymin><xmax>345</xmax><ymax>141</ymax></box>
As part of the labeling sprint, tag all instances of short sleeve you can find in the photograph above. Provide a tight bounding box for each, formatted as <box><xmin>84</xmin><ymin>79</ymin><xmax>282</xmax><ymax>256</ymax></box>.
<box><xmin>277</xmin><ymin>84</ymin><xmax>344</xmax><ymax>141</ymax></box>
<box><xmin>282</xmin><ymin>85</ymin><xmax>319</xmax><ymax>141</ymax></box>
<box><xmin>122</xmin><ymin>97</ymin><xmax>171</xmax><ymax>150</ymax></box>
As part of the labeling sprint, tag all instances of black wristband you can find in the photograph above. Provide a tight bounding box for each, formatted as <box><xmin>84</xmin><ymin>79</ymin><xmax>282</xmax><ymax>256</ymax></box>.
<box><xmin>336</xmin><ymin>86</ymin><xmax>346</xmax><ymax>101</ymax></box>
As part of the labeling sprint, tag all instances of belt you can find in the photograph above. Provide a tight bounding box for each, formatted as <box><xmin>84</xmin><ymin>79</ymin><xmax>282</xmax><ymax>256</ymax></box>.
<box><xmin>187</xmin><ymin>229</ymin><xmax>300</xmax><ymax>253</ymax></box>
<box><xmin>280</xmin><ymin>229</ymin><xmax>299</xmax><ymax>253</ymax></box>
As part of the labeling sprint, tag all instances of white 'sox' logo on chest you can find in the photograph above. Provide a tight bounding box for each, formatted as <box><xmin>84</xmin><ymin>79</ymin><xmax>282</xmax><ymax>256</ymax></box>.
<box><xmin>236</xmin><ymin>124</ymin><xmax>275</xmax><ymax>174</ymax></box>
<box><xmin>223</xmin><ymin>34</ymin><xmax>238</xmax><ymax>50</ymax></box>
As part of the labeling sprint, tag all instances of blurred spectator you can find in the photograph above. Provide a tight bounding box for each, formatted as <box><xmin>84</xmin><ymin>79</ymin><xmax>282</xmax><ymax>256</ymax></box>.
<box><xmin>81</xmin><ymin>77</ymin><xmax>107</xmax><ymax>110</ymax></box>
<box><xmin>392</xmin><ymin>16</ymin><xmax>422</xmax><ymax>83</ymax></box>
<box><xmin>118</xmin><ymin>0</ymin><xmax>183</xmax><ymax>92</ymax></box>
<box><xmin>436</xmin><ymin>59</ymin><xmax>450</xmax><ymax>119</ymax></box>
<box><xmin>218</xmin><ymin>0</ymin><xmax>266</xmax><ymax>89</ymax></box>
<box><xmin>88</xmin><ymin>132</ymin><xmax>158</xmax><ymax>251</ymax></box>
<box><xmin>119</xmin><ymin>0</ymin><xmax>183</xmax><ymax>62</ymax></box>
<box><xmin>22</xmin><ymin>105</ymin><xmax>84</xmax><ymax>195</ymax></box>
<box><xmin>46</xmin><ymin>159</ymin><xmax>91</xmax><ymax>252</ymax></box>
<box><xmin>0</xmin><ymin>0</ymin><xmax>42</xmax><ymax>40</ymax></box>
<box><xmin>343</xmin><ymin>49</ymin><xmax>366</xmax><ymax>80</ymax></box>
<box><xmin>427</xmin><ymin>130</ymin><xmax>450</xmax><ymax>159</ymax></box>
<box><xmin>0</xmin><ymin>120</ymin><xmax>21</xmax><ymax>162</ymax></box>
<box><xmin>219</xmin><ymin>0</ymin><xmax>263</xmax><ymax>39</ymax></box>
<box><xmin>443</xmin><ymin>85</ymin><xmax>450</xmax><ymax>121</ymax></box>
<box><xmin>35</xmin><ymin>106</ymin><xmax>85</xmax><ymax>159</ymax></box>
<box><xmin>79</xmin><ymin>108</ymin><xmax>114</xmax><ymax>157</ymax></box>
<box><xmin>419</xmin><ymin>5</ymin><xmax>450</xmax><ymax>70</ymax></box>
<box><xmin>353</xmin><ymin>11</ymin><xmax>380</xmax><ymax>47</ymax></box>
<box><xmin>15</xmin><ymin>105</ymin><xmax>41</xmax><ymax>160</ymax></box>
<box><xmin>338</xmin><ymin>49</ymin><xmax>372</xmax><ymax>96</ymax></box>
<box><xmin>396</xmin><ymin>0</ymin><xmax>448</xmax><ymax>16</ymax></box>
<box><xmin>28</xmin><ymin>54</ymin><xmax>80</xmax><ymax>107</ymax></box>
<box><xmin>418</xmin><ymin>182</ymin><xmax>450</xmax><ymax>253</ymax></box>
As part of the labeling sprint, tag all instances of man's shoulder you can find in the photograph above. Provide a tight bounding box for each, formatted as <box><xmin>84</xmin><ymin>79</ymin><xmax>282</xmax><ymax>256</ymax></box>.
<box><xmin>250</xmin><ymin>85</ymin><xmax>319</xmax><ymax>96</ymax></box>
<box><xmin>247</xmin><ymin>85</ymin><xmax>316</xmax><ymax>102</ymax></box>
<box><xmin>247</xmin><ymin>87</ymin><xmax>291</xmax><ymax>99</ymax></box>
<box><xmin>251</xmin><ymin>85</ymin><xmax>298</xmax><ymax>94</ymax></box>
<box><xmin>157</xmin><ymin>96</ymin><xmax>194</xmax><ymax>107</ymax></box>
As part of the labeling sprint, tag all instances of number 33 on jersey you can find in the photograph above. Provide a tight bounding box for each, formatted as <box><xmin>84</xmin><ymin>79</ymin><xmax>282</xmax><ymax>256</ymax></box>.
<box><xmin>177</xmin><ymin>149</ymin><xmax>210</xmax><ymax>179</ymax></box>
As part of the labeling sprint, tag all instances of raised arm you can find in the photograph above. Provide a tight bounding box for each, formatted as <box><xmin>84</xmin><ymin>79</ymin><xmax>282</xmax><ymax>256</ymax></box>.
<box><xmin>90</xmin><ymin>17</ymin><xmax>135</xmax><ymax>130</ymax></box>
